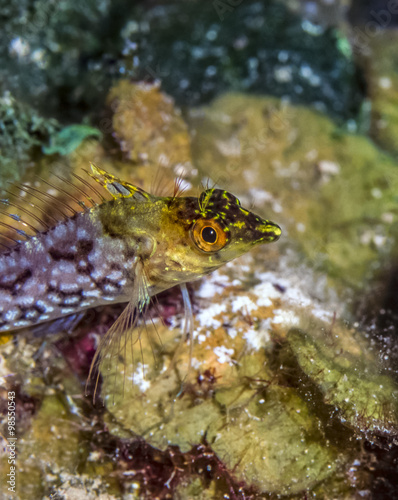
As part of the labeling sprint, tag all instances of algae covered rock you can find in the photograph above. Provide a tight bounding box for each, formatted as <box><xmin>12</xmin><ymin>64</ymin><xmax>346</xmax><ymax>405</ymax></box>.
<box><xmin>102</xmin><ymin>266</ymin><xmax>340</xmax><ymax>496</ymax></box>
<box><xmin>12</xmin><ymin>396</ymin><xmax>81</xmax><ymax>498</ymax></box>
<box><xmin>100</xmin><ymin>242</ymin><xmax>398</xmax><ymax>496</ymax></box>
<box><xmin>0</xmin><ymin>91</ymin><xmax>60</xmax><ymax>185</ymax></box>
<box><xmin>105</xmin><ymin>372</ymin><xmax>337</xmax><ymax>495</ymax></box>
<box><xmin>209</xmin><ymin>385</ymin><xmax>336</xmax><ymax>495</ymax></box>
<box><xmin>355</xmin><ymin>29</ymin><xmax>398</xmax><ymax>156</ymax></box>
<box><xmin>288</xmin><ymin>328</ymin><xmax>398</xmax><ymax>437</ymax></box>
<box><xmin>107</xmin><ymin>80</ymin><xmax>192</xmax><ymax>168</ymax></box>
<box><xmin>188</xmin><ymin>91</ymin><xmax>398</xmax><ymax>289</ymax></box>
<box><xmin>175</xmin><ymin>477</ymin><xmax>218</xmax><ymax>500</ymax></box>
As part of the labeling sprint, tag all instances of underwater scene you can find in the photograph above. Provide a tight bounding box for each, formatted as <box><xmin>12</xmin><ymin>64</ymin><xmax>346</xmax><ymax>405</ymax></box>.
<box><xmin>1</xmin><ymin>0</ymin><xmax>398</xmax><ymax>498</ymax></box>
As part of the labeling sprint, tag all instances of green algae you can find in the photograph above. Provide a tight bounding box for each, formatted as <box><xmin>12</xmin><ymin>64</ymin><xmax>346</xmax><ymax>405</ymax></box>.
<box><xmin>0</xmin><ymin>91</ymin><xmax>103</xmax><ymax>188</ymax></box>
<box><xmin>288</xmin><ymin>328</ymin><xmax>398</xmax><ymax>437</ymax></box>
<box><xmin>42</xmin><ymin>125</ymin><xmax>102</xmax><ymax>156</ymax></box>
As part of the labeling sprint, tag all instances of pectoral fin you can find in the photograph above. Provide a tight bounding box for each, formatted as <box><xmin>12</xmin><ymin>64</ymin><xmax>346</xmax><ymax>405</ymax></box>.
<box><xmin>87</xmin><ymin>259</ymin><xmax>151</xmax><ymax>403</ymax></box>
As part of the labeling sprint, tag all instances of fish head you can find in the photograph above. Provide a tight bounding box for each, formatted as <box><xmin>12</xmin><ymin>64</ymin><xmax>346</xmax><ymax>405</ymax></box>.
<box><xmin>152</xmin><ymin>188</ymin><xmax>281</xmax><ymax>288</ymax></box>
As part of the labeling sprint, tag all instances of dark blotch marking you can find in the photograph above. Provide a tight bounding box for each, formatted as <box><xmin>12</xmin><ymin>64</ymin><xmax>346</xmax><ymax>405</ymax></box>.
<box><xmin>0</xmin><ymin>268</ymin><xmax>32</xmax><ymax>295</ymax></box>
<box><xmin>46</xmin><ymin>283</ymin><xmax>84</xmax><ymax>300</ymax></box>
<box><xmin>49</xmin><ymin>247</ymin><xmax>76</xmax><ymax>261</ymax></box>
<box><xmin>93</xmin><ymin>276</ymin><xmax>121</xmax><ymax>294</ymax></box>
<box><xmin>49</xmin><ymin>239</ymin><xmax>92</xmax><ymax>262</ymax></box>
<box><xmin>34</xmin><ymin>302</ymin><xmax>47</xmax><ymax>315</ymax></box>
<box><xmin>59</xmin><ymin>289</ymin><xmax>83</xmax><ymax>298</ymax></box>
<box><xmin>124</xmin><ymin>244</ymin><xmax>137</xmax><ymax>260</ymax></box>
<box><xmin>77</xmin><ymin>239</ymin><xmax>94</xmax><ymax>256</ymax></box>
<box><xmin>76</xmin><ymin>260</ymin><xmax>94</xmax><ymax>276</ymax></box>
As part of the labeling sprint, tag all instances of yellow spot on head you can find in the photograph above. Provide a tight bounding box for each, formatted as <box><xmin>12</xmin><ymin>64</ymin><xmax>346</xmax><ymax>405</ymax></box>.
<box><xmin>231</xmin><ymin>221</ymin><xmax>245</xmax><ymax>229</ymax></box>
<box><xmin>258</xmin><ymin>224</ymin><xmax>282</xmax><ymax>237</ymax></box>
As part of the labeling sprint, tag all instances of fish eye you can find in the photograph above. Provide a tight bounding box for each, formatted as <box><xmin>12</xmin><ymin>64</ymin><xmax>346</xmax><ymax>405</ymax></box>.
<box><xmin>191</xmin><ymin>219</ymin><xmax>228</xmax><ymax>252</ymax></box>
<box><xmin>201</xmin><ymin>226</ymin><xmax>217</xmax><ymax>244</ymax></box>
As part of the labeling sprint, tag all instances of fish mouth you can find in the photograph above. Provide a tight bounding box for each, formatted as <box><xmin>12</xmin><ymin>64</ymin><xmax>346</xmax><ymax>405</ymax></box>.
<box><xmin>258</xmin><ymin>221</ymin><xmax>282</xmax><ymax>242</ymax></box>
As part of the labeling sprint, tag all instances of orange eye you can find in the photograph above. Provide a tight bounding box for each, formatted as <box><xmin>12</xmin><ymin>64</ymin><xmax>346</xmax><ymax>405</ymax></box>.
<box><xmin>191</xmin><ymin>219</ymin><xmax>228</xmax><ymax>252</ymax></box>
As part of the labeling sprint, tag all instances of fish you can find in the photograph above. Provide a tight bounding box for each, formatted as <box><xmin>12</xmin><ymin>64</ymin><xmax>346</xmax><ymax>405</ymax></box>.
<box><xmin>0</xmin><ymin>164</ymin><xmax>281</xmax><ymax>398</ymax></box>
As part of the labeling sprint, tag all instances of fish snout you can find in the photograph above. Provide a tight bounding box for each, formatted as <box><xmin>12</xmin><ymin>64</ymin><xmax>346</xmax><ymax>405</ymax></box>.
<box><xmin>256</xmin><ymin>219</ymin><xmax>282</xmax><ymax>243</ymax></box>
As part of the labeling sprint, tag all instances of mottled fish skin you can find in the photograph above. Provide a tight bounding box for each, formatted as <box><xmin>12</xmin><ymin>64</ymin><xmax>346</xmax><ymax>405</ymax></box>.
<box><xmin>0</xmin><ymin>209</ymin><xmax>138</xmax><ymax>332</ymax></box>
<box><xmin>0</xmin><ymin>165</ymin><xmax>282</xmax><ymax>336</ymax></box>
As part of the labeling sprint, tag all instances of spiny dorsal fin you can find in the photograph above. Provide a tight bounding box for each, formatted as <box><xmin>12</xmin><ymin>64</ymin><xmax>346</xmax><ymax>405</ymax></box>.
<box><xmin>0</xmin><ymin>164</ymin><xmax>155</xmax><ymax>253</ymax></box>
<box><xmin>0</xmin><ymin>168</ymin><xmax>109</xmax><ymax>253</ymax></box>
<box><xmin>87</xmin><ymin>163</ymin><xmax>154</xmax><ymax>202</ymax></box>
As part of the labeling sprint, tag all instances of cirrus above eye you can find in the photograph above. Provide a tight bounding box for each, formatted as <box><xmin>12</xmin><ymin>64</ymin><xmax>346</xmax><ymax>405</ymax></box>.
<box><xmin>191</xmin><ymin>219</ymin><xmax>228</xmax><ymax>252</ymax></box>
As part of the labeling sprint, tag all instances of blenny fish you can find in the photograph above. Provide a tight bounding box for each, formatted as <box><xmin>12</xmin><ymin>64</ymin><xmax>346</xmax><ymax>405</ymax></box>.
<box><xmin>0</xmin><ymin>165</ymin><xmax>281</xmax><ymax>395</ymax></box>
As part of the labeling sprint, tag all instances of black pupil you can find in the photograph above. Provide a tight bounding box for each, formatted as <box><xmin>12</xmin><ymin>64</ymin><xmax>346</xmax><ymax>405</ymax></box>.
<box><xmin>202</xmin><ymin>226</ymin><xmax>217</xmax><ymax>244</ymax></box>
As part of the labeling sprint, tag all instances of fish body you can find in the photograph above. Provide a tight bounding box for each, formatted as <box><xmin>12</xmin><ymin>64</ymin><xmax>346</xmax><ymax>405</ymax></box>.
<box><xmin>0</xmin><ymin>210</ymin><xmax>137</xmax><ymax>332</ymax></box>
<box><xmin>0</xmin><ymin>165</ymin><xmax>281</xmax><ymax>384</ymax></box>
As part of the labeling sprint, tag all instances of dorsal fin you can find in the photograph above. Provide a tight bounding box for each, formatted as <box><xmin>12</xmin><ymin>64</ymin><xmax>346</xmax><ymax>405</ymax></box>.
<box><xmin>87</xmin><ymin>163</ymin><xmax>154</xmax><ymax>202</ymax></box>
<box><xmin>0</xmin><ymin>164</ymin><xmax>156</xmax><ymax>253</ymax></box>
<box><xmin>0</xmin><ymin>167</ymin><xmax>111</xmax><ymax>253</ymax></box>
